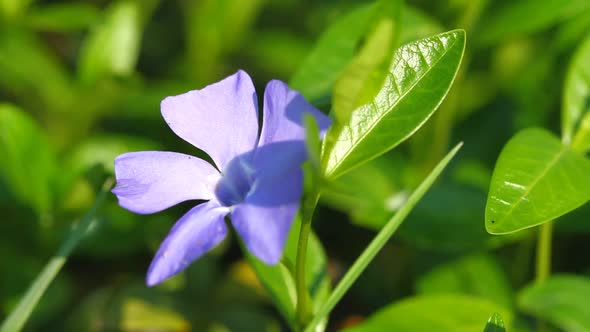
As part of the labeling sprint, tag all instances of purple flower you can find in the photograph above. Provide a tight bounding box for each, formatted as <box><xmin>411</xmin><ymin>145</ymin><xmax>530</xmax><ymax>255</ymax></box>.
<box><xmin>112</xmin><ymin>70</ymin><xmax>330</xmax><ymax>286</ymax></box>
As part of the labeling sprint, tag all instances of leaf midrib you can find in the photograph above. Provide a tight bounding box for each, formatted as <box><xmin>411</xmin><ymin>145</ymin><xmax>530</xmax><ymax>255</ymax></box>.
<box><xmin>328</xmin><ymin>32</ymin><xmax>460</xmax><ymax>176</ymax></box>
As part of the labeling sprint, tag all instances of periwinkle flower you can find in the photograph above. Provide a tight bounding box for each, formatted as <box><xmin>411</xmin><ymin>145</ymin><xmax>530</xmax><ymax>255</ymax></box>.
<box><xmin>112</xmin><ymin>70</ymin><xmax>330</xmax><ymax>286</ymax></box>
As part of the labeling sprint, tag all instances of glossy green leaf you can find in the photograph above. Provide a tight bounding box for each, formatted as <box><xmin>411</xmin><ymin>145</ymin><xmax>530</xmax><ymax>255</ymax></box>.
<box><xmin>78</xmin><ymin>0</ymin><xmax>143</xmax><ymax>84</ymax></box>
<box><xmin>26</xmin><ymin>3</ymin><xmax>100</xmax><ymax>32</ymax></box>
<box><xmin>332</xmin><ymin>0</ymin><xmax>401</xmax><ymax>123</ymax></box>
<box><xmin>289</xmin><ymin>4</ymin><xmax>375</xmax><ymax>104</ymax></box>
<box><xmin>247</xmin><ymin>218</ymin><xmax>330</xmax><ymax>329</ymax></box>
<box><xmin>321</xmin><ymin>29</ymin><xmax>466</xmax><ymax>179</ymax></box>
<box><xmin>478</xmin><ymin>0</ymin><xmax>590</xmax><ymax>45</ymax></box>
<box><xmin>0</xmin><ymin>104</ymin><xmax>55</xmax><ymax>214</ymax></box>
<box><xmin>564</xmin><ymin>34</ymin><xmax>590</xmax><ymax>151</ymax></box>
<box><xmin>417</xmin><ymin>254</ymin><xmax>513</xmax><ymax>309</ymax></box>
<box><xmin>484</xmin><ymin>313</ymin><xmax>506</xmax><ymax>332</ymax></box>
<box><xmin>485</xmin><ymin>128</ymin><xmax>590</xmax><ymax>234</ymax></box>
<box><xmin>341</xmin><ymin>295</ymin><xmax>511</xmax><ymax>332</ymax></box>
<box><xmin>518</xmin><ymin>275</ymin><xmax>590</xmax><ymax>332</ymax></box>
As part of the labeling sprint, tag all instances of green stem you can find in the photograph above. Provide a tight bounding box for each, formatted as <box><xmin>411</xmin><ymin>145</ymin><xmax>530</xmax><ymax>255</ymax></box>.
<box><xmin>304</xmin><ymin>143</ymin><xmax>462</xmax><ymax>332</ymax></box>
<box><xmin>295</xmin><ymin>190</ymin><xmax>320</xmax><ymax>328</ymax></box>
<box><xmin>535</xmin><ymin>221</ymin><xmax>553</xmax><ymax>284</ymax></box>
<box><xmin>0</xmin><ymin>178</ymin><xmax>113</xmax><ymax>332</ymax></box>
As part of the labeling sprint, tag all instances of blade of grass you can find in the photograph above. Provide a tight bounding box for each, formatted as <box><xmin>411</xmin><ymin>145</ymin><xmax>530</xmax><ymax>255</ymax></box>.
<box><xmin>304</xmin><ymin>143</ymin><xmax>463</xmax><ymax>332</ymax></box>
<box><xmin>0</xmin><ymin>178</ymin><xmax>114</xmax><ymax>332</ymax></box>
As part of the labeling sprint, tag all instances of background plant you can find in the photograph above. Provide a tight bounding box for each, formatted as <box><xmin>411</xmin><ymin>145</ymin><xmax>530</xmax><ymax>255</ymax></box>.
<box><xmin>0</xmin><ymin>0</ymin><xmax>589</xmax><ymax>331</ymax></box>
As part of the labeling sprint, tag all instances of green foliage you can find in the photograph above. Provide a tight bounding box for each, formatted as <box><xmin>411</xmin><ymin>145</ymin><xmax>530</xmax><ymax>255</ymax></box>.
<box><xmin>290</xmin><ymin>4</ymin><xmax>374</xmax><ymax>104</ymax></box>
<box><xmin>78</xmin><ymin>0</ymin><xmax>144</xmax><ymax>84</ymax></box>
<box><xmin>478</xmin><ymin>0</ymin><xmax>590</xmax><ymax>45</ymax></box>
<box><xmin>483</xmin><ymin>313</ymin><xmax>506</xmax><ymax>332</ymax></box>
<box><xmin>247</xmin><ymin>217</ymin><xmax>330</xmax><ymax>330</ymax></box>
<box><xmin>564</xmin><ymin>34</ymin><xmax>590</xmax><ymax>151</ymax></box>
<box><xmin>485</xmin><ymin>128</ymin><xmax>590</xmax><ymax>234</ymax></box>
<box><xmin>341</xmin><ymin>295</ymin><xmax>511</xmax><ymax>332</ymax></box>
<box><xmin>321</xmin><ymin>30</ymin><xmax>466</xmax><ymax>179</ymax></box>
<box><xmin>332</xmin><ymin>0</ymin><xmax>401</xmax><ymax>124</ymax></box>
<box><xmin>0</xmin><ymin>104</ymin><xmax>56</xmax><ymax>215</ymax></box>
<box><xmin>26</xmin><ymin>3</ymin><xmax>101</xmax><ymax>32</ymax></box>
<box><xmin>417</xmin><ymin>254</ymin><xmax>513</xmax><ymax>309</ymax></box>
<box><xmin>518</xmin><ymin>275</ymin><xmax>590</xmax><ymax>332</ymax></box>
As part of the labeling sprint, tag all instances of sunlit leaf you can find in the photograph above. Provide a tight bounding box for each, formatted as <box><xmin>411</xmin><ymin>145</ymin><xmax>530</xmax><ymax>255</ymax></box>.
<box><xmin>78</xmin><ymin>0</ymin><xmax>143</xmax><ymax>84</ymax></box>
<box><xmin>341</xmin><ymin>295</ymin><xmax>511</xmax><ymax>332</ymax></box>
<box><xmin>483</xmin><ymin>313</ymin><xmax>506</xmax><ymax>332</ymax></box>
<box><xmin>485</xmin><ymin>128</ymin><xmax>590</xmax><ymax>234</ymax></box>
<box><xmin>332</xmin><ymin>0</ymin><xmax>401</xmax><ymax>123</ymax></box>
<box><xmin>564</xmin><ymin>34</ymin><xmax>590</xmax><ymax>151</ymax></box>
<box><xmin>0</xmin><ymin>104</ymin><xmax>55</xmax><ymax>214</ymax></box>
<box><xmin>0</xmin><ymin>0</ymin><xmax>32</xmax><ymax>19</ymax></box>
<box><xmin>290</xmin><ymin>4</ymin><xmax>375</xmax><ymax>104</ymax></box>
<box><xmin>518</xmin><ymin>275</ymin><xmax>590</xmax><ymax>332</ymax></box>
<box><xmin>478</xmin><ymin>0</ymin><xmax>590</xmax><ymax>45</ymax></box>
<box><xmin>321</xmin><ymin>30</ymin><xmax>465</xmax><ymax>179</ymax></box>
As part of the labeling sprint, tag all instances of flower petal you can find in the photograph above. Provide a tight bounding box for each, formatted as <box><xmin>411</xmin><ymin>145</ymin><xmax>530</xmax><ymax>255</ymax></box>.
<box><xmin>230</xmin><ymin>169</ymin><xmax>303</xmax><ymax>264</ymax></box>
<box><xmin>259</xmin><ymin>79</ymin><xmax>331</xmax><ymax>147</ymax></box>
<box><xmin>161</xmin><ymin>70</ymin><xmax>259</xmax><ymax>170</ymax></box>
<box><xmin>253</xmin><ymin>80</ymin><xmax>331</xmax><ymax>178</ymax></box>
<box><xmin>113</xmin><ymin>151</ymin><xmax>220</xmax><ymax>214</ymax></box>
<box><xmin>146</xmin><ymin>201</ymin><xmax>229</xmax><ymax>286</ymax></box>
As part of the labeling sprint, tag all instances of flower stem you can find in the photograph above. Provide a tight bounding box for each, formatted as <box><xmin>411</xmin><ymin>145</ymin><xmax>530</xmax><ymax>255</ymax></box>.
<box><xmin>295</xmin><ymin>190</ymin><xmax>320</xmax><ymax>328</ymax></box>
<box><xmin>535</xmin><ymin>221</ymin><xmax>552</xmax><ymax>284</ymax></box>
<box><xmin>535</xmin><ymin>221</ymin><xmax>552</xmax><ymax>332</ymax></box>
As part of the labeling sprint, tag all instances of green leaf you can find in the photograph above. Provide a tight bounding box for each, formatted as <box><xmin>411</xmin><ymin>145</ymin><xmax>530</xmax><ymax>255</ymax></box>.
<box><xmin>484</xmin><ymin>313</ymin><xmax>506</xmax><ymax>332</ymax></box>
<box><xmin>304</xmin><ymin>114</ymin><xmax>321</xmax><ymax>171</ymax></box>
<box><xmin>332</xmin><ymin>0</ymin><xmax>401</xmax><ymax>123</ymax></box>
<box><xmin>289</xmin><ymin>4</ymin><xmax>375</xmax><ymax>104</ymax></box>
<box><xmin>340</xmin><ymin>295</ymin><xmax>511</xmax><ymax>332</ymax></box>
<box><xmin>564</xmin><ymin>34</ymin><xmax>590</xmax><ymax>151</ymax></box>
<box><xmin>0</xmin><ymin>0</ymin><xmax>32</xmax><ymax>19</ymax></box>
<box><xmin>305</xmin><ymin>143</ymin><xmax>462</xmax><ymax>332</ymax></box>
<box><xmin>0</xmin><ymin>104</ymin><xmax>55</xmax><ymax>214</ymax></box>
<box><xmin>485</xmin><ymin>128</ymin><xmax>590</xmax><ymax>234</ymax></box>
<box><xmin>518</xmin><ymin>275</ymin><xmax>590</xmax><ymax>332</ymax></box>
<box><xmin>0</xmin><ymin>180</ymin><xmax>112</xmax><ymax>332</ymax></box>
<box><xmin>78</xmin><ymin>0</ymin><xmax>143</xmax><ymax>84</ymax></box>
<box><xmin>26</xmin><ymin>3</ymin><xmax>100</xmax><ymax>32</ymax></box>
<box><xmin>417</xmin><ymin>254</ymin><xmax>513</xmax><ymax>309</ymax></box>
<box><xmin>246</xmin><ymin>218</ymin><xmax>330</xmax><ymax>329</ymax></box>
<box><xmin>0</xmin><ymin>29</ymin><xmax>73</xmax><ymax>112</ymax></box>
<box><xmin>478</xmin><ymin>0</ymin><xmax>590</xmax><ymax>45</ymax></box>
<box><xmin>321</xmin><ymin>29</ymin><xmax>466</xmax><ymax>179</ymax></box>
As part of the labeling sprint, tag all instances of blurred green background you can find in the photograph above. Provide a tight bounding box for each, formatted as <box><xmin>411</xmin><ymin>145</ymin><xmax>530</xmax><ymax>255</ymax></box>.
<box><xmin>1</xmin><ymin>0</ymin><xmax>590</xmax><ymax>331</ymax></box>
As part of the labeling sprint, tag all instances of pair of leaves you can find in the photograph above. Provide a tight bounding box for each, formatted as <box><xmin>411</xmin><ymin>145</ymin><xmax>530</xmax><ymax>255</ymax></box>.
<box><xmin>486</xmin><ymin>129</ymin><xmax>590</xmax><ymax>234</ymax></box>
<box><xmin>341</xmin><ymin>295</ymin><xmax>511</xmax><ymax>332</ymax></box>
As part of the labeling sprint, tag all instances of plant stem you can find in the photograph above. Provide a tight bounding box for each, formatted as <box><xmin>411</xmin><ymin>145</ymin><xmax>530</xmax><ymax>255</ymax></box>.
<box><xmin>303</xmin><ymin>143</ymin><xmax>462</xmax><ymax>332</ymax></box>
<box><xmin>535</xmin><ymin>221</ymin><xmax>553</xmax><ymax>284</ymax></box>
<box><xmin>295</xmin><ymin>190</ymin><xmax>320</xmax><ymax>328</ymax></box>
<box><xmin>0</xmin><ymin>178</ymin><xmax>113</xmax><ymax>332</ymax></box>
